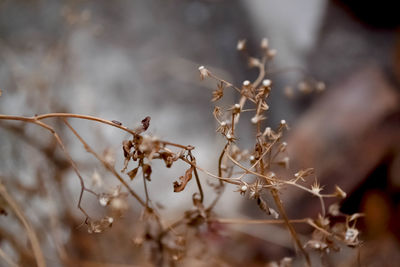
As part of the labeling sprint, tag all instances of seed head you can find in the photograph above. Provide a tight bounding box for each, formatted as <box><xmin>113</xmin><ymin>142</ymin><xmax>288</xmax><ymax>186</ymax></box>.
<box><xmin>243</xmin><ymin>80</ymin><xmax>251</xmax><ymax>87</ymax></box>
<box><xmin>198</xmin><ymin>66</ymin><xmax>210</xmax><ymax>80</ymax></box>
<box><xmin>262</xmin><ymin>79</ymin><xmax>272</xmax><ymax>87</ymax></box>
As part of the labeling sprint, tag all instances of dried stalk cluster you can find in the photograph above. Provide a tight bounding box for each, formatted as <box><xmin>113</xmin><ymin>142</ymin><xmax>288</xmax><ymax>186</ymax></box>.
<box><xmin>0</xmin><ymin>38</ymin><xmax>362</xmax><ymax>267</ymax></box>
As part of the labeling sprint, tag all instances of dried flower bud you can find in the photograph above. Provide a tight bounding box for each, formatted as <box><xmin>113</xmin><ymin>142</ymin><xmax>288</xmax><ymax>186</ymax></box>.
<box><xmin>226</xmin><ymin>132</ymin><xmax>235</xmax><ymax>141</ymax></box>
<box><xmin>98</xmin><ymin>194</ymin><xmax>111</xmax><ymax>206</ymax></box>
<box><xmin>243</xmin><ymin>80</ymin><xmax>251</xmax><ymax>87</ymax></box>
<box><xmin>237</xmin><ymin>39</ymin><xmax>246</xmax><ymax>51</ymax></box>
<box><xmin>263</xmin><ymin>127</ymin><xmax>272</xmax><ymax>136</ymax></box>
<box><xmin>334</xmin><ymin>185</ymin><xmax>347</xmax><ymax>199</ymax></box>
<box><xmin>198</xmin><ymin>66</ymin><xmax>210</xmax><ymax>80</ymax></box>
<box><xmin>262</xmin><ymin>79</ymin><xmax>272</xmax><ymax>87</ymax></box>
<box><xmin>236</xmin><ymin>184</ymin><xmax>248</xmax><ymax>195</ymax></box>
<box><xmin>232</xmin><ymin>103</ymin><xmax>241</xmax><ymax>114</ymax></box>
<box><xmin>311</xmin><ymin>180</ymin><xmax>323</xmax><ymax>195</ymax></box>
<box><xmin>345</xmin><ymin>228</ymin><xmax>359</xmax><ymax>244</ymax></box>
<box><xmin>251</xmin><ymin>115</ymin><xmax>265</xmax><ymax>124</ymax></box>
<box><xmin>328</xmin><ymin>203</ymin><xmax>340</xmax><ymax>216</ymax></box>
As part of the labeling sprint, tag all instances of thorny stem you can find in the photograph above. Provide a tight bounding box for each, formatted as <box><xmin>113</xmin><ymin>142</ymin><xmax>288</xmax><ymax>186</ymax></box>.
<box><xmin>0</xmin><ymin>181</ymin><xmax>46</xmax><ymax>267</ymax></box>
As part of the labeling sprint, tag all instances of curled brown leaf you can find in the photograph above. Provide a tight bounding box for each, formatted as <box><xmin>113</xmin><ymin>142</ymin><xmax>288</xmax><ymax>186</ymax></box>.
<box><xmin>173</xmin><ymin>167</ymin><xmax>194</xmax><ymax>192</ymax></box>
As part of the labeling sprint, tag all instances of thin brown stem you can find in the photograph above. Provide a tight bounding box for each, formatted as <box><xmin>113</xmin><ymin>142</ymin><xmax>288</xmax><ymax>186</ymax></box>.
<box><xmin>188</xmin><ymin>152</ymin><xmax>204</xmax><ymax>203</ymax></box>
<box><xmin>271</xmin><ymin>189</ymin><xmax>311</xmax><ymax>266</ymax></box>
<box><xmin>207</xmin><ymin>143</ymin><xmax>229</xmax><ymax>210</ymax></box>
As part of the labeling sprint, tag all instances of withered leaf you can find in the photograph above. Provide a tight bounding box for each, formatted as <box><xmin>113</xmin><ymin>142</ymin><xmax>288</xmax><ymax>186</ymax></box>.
<box><xmin>142</xmin><ymin>164</ymin><xmax>152</xmax><ymax>181</ymax></box>
<box><xmin>127</xmin><ymin>167</ymin><xmax>139</xmax><ymax>180</ymax></box>
<box><xmin>173</xmin><ymin>167</ymin><xmax>193</xmax><ymax>192</ymax></box>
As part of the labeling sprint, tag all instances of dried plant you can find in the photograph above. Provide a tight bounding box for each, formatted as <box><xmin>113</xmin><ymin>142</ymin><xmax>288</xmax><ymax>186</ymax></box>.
<box><xmin>0</xmin><ymin>38</ymin><xmax>362</xmax><ymax>267</ymax></box>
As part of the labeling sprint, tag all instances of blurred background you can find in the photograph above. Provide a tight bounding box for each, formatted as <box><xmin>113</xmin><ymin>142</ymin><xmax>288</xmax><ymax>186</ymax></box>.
<box><xmin>0</xmin><ymin>0</ymin><xmax>399</xmax><ymax>266</ymax></box>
